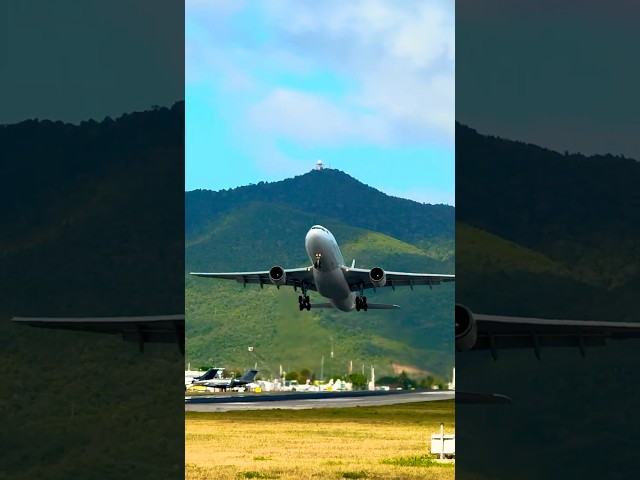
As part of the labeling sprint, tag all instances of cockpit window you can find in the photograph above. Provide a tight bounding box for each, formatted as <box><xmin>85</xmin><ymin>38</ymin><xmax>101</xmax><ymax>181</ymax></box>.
<box><xmin>311</xmin><ymin>225</ymin><xmax>328</xmax><ymax>233</ymax></box>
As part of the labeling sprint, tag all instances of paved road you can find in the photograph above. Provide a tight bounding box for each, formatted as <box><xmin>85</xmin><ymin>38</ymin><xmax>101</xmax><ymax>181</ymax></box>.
<box><xmin>185</xmin><ymin>390</ymin><xmax>454</xmax><ymax>412</ymax></box>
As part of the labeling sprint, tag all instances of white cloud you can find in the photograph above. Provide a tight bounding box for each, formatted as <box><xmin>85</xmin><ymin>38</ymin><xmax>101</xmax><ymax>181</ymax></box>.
<box><xmin>187</xmin><ymin>0</ymin><xmax>455</xmax><ymax>146</ymax></box>
<box><xmin>263</xmin><ymin>0</ymin><xmax>455</xmax><ymax>145</ymax></box>
<box><xmin>248</xmin><ymin>88</ymin><xmax>389</xmax><ymax>144</ymax></box>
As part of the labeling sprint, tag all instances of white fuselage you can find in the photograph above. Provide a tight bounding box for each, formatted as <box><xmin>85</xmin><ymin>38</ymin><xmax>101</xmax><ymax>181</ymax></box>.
<box><xmin>304</xmin><ymin>225</ymin><xmax>356</xmax><ymax>312</ymax></box>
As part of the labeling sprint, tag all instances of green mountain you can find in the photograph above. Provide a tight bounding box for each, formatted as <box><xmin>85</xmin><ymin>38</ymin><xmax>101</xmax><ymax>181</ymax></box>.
<box><xmin>456</xmin><ymin>122</ymin><xmax>640</xmax><ymax>295</ymax></box>
<box><xmin>455</xmin><ymin>123</ymin><xmax>640</xmax><ymax>480</ymax></box>
<box><xmin>457</xmin><ymin>222</ymin><xmax>573</xmax><ymax>278</ymax></box>
<box><xmin>456</xmin><ymin>221</ymin><xmax>621</xmax><ymax>320</ymax></box>
<box><xmin>1</xmin><ymin>104</ymin><xmax>184</xmax><ymax>315</ymax></box>
<box><xmin>185</xmin><ymin>171</ymin><xmax>455</xmax><ymax>379</ymax></box>
<box><xmin>1</xmin><ymin>103</ymin><xmax>185</xmax><ymax>479</ymax></box>
<box><xmin>455</xmin><ymin>122</ymin><xmax>640</xmax><ymax>315</ymax></box>
<box><xmin>187</xmin><ymin>168</ymin><xmax>454</xmax><ymax>248</ymax></box>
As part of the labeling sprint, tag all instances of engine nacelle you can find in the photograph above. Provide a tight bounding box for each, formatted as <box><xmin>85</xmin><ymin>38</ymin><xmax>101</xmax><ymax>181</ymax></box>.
<box><xmin>369</xmin><ymin>267</ymin><xmax>387</xmax><ymax>288</ymax></box>
<box><xmin>269</xmin><ymin>266</ymin><xmax>287</xmax><ymax>286</ymax></box>
<box><xmin>455</xmin><ymin>303</ymin><xmax>478</xmax><ymax>351</ymax></box>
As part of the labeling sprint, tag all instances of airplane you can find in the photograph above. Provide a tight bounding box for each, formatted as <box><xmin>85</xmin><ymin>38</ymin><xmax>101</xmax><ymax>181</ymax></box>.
<box><xmin>12</xmin><ymin>302</ymin><xmax>640</xmax><ymax>361</ymax></box>
<box><xmin>190</xmin><ymin>368</ymin><xmax>259</xmax><ymax>391</ymax></box>
<box><xmin>190</xmin><ymin>225</ymin><xmax>455</xmax><ymax>311</ymax></box>
<box><xmin>185</xmin><ymin>367</ymin><xmax>225</xmax><ymax>389</ymax></box>
<box><xmin>454</xmin><ymin>303</ymin><xmax>640</xmax><ymax>403</ymax></box>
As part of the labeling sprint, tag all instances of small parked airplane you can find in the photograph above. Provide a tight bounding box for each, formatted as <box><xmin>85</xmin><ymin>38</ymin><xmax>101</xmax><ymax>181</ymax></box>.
<box><xmin>186</xmin><ymin>368</ymin><xmax>259</xmax><ymax>391</ymax></box>
<box><xmin>185</xmin><ymin>367</ymin><xmax>224</xmax><ymax>389</ymax></box>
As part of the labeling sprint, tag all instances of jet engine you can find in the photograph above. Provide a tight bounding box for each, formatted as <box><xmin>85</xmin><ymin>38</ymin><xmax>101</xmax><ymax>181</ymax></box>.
<box><xmin>269</xmin><ymin>266</ymin><xmax>287</xmax><ymax>286</ymax></box>
<box><xmin>455</xmin><ymin>303</ymin><xmax>477</xmax><ymax>351</ymax></box>
<box><xmin>369</xmin><ymin>267</ymin><xmax>387</xmax><ymax>287</ymax></box>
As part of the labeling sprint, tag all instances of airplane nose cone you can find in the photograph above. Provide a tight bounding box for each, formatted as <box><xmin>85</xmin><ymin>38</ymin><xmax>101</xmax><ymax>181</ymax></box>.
<box><xmin>305</xmin><ymin>228</ymin><xmax>320</xmax><ymax>252</ymax></box>
<box><xmin>305</xmin><ymin>227</ymin><xmax>326</xmax><ymax>263</ymax></box>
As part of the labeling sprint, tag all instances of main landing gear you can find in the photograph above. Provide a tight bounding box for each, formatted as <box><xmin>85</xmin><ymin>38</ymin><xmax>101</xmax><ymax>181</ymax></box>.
<box><xmin>355</xmin><ymin>296</ymin><xmax>368</xmax><ymax>312</ymax></box>
<box><xmin>298</xmin><ymin>295</ymin><xmax>311</xmax><ymax>311</ymax></box>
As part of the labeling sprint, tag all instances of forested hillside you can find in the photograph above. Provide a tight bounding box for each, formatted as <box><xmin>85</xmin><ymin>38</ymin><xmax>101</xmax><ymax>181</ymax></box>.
<box><xmin>1</xmin><ymin>103</ymin><xmax>185</xmax><ymax>479</ymax></box>
<box><xmin>185</xmin><ymin>171</ymin><xmax>455</xmax><ymax>379</ymax></box>
<box><xmin>455</xmin><ymin>123</ymin><xmax>640</xmax><ymax>480</ymax></box>
<box><xmin>457</xmin><ymin>122</ymin><xmax>640</xmax><ymax>303</ymax></box>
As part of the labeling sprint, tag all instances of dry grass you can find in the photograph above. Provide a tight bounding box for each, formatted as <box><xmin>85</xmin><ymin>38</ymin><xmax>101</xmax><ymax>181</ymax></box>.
<box><xmin>185</xmin><ymin>400</ymin><xmax>454</xmax><ymax>480</ymax></box>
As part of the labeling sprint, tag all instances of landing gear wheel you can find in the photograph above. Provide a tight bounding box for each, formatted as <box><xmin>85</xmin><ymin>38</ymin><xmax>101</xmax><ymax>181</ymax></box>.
<box><xmin>299</xmin><ymin>295</ymin><xmax>311</xmax><ymax>311</ymax></box>
<box><xmin>355</xmin><ymin>296</ymin><xmax>361</xmax><ymax>311</ymax></box>
<box><xmin>362</xmin><ymin>296</ymin><xmax>368</xmax><ymax>312</ymax></box>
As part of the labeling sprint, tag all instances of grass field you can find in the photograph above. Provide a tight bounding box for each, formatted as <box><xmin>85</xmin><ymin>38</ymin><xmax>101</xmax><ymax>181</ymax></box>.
<box><xmin>185</xmin><ymin>400</ymin><xmax>454</xmax><ymax>480</ymax></box>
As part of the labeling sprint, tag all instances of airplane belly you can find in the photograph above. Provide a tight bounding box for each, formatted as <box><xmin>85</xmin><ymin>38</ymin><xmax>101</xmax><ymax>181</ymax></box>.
<box><xmin>314</xmin><ymin>268</ymin><xmax>351</xmax><ymax>300</ymax></box>
<box><xmin>330</xmin><ymin>295</ymin><xmax>355</xmax><ymax>312</ymax></box>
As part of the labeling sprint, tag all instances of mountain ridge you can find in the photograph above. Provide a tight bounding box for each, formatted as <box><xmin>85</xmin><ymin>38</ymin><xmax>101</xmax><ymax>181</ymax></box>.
<box><xmin>185</xmin><ymin>173</ymin><xmax>455</xmax><ymax>378</ymax></box>
<box><xmin>456</xmin><ymin>122</ymin><xmax>640</xmax><ymax>299</ymax></box>
<box><xmin>186</xmin><ymin>168</ymin><xmax>454</xmax><ymax>249</ymax></box>
<box><xmin>1</xmin><ymin>102</ymin><xmax>185</xmax><ymax>478</ymax></box>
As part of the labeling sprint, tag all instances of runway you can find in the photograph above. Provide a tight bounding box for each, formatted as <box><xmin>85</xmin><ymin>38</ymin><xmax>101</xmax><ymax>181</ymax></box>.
<box><xmin>185</xmin><ymin>389</ymin><xmax>454</xmax><ymax>412</ymax></box>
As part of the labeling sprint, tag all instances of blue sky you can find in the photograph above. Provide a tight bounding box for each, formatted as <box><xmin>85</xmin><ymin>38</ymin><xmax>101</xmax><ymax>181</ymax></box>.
<box><xmin>0</xmin><ymin>1</ymin><xmax>182</xmax><ymax>124</ymax></box>
<box><xmin>457</xmin><ymin>0</ymin><xmax>640</xmax><ymax>161</ymax></box>
<box><xmin>186</xmin><ymin>1</ymin><xmax>455</xmax><ymax>205</ymax></box>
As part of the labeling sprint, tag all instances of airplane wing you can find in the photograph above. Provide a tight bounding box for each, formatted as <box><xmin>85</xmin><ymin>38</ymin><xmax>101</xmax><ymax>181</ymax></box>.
<box><xmin>12</xmin><ymin>314</ymin><xmax>185</xmax><ymax>353</ymax></box>
<box><xmin>456</xmin><ymin>391</ymin><xmax>512</xmax><ymax>404</ymax></box>
<box><xmin>472</xmin><ymin>313</ymin><xmax>640</xmax><ymax>359</ymax></box>
<box><xmin>190</xmin><ymin>267</ymin><xmax>317</xmax><ymax>292</ymax></box>
<box><xmin>343</xmin><ymin>267</ymin><xmax>455</xmax><ymax>292</ymax></box>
